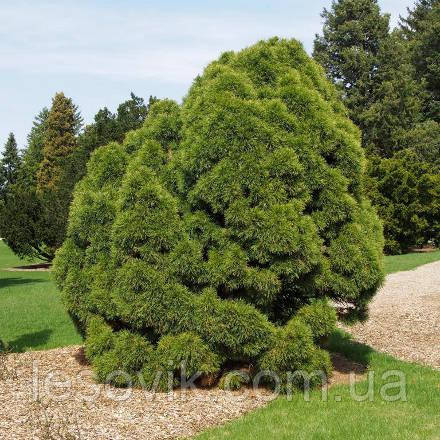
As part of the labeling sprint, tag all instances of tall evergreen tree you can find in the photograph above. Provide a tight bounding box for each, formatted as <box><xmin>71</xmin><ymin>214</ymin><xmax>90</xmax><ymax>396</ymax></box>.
<box><xmin>0</xmin><ymin>111</ymin><xmax>50</xmax><ymax>260</ymax></box>
<box><xmin>37</xmin><ymin>93</ymin><xmax>79</xmax><ymax>192</ymax></box>
<box><xmin>81</xmin><ymin>107</ymin><xmax>118</xmax><ymax>154</ymax></box>
<box><xmin>401</xmin><ymin>1</ymin><xmax>440</xmax><ymax>121</ymax></box>
<box><xmin>313</xmin><ymin>0</ymin><xmax>426</xmax><ymax>157</ymax></box>
<box><xmin>0</xmin><ymin>97</ymin><xmax>82</xmax><ymax>261</ymax></box>
<box><xmin>401</xmin><ymin>0</ymin><xmax>439</xmax><ymax>35</ymax></box>
<box><xmin>314</xmin><ymin>0</ymin><xmax>439</xmax><ymax>253</ymax></box>
<box><xmin>360</xmin><ymin>30</ymin><xmax>424</xmax><ymax>156</ymax></box>
<box><xmin>19</xmin><ymin>108</ymin><xmax>49</xmax><ymax>186</ymax></box>
<box><xmin>77</xmin><ymin>93</ymin><xmax>157</xmax><ymax>178</ymax></box>
<box><xmin>115</xmin><ymin>92</ymin><xmax>151</xmax><ymax>140</ymax></box>
<box><xmin>313</xmin><ymin>0</ymin><xmax>390</xmax><ymax>137</ymax></box>
<box><xmin>0</xmin><ymin>133</ymin><xmax>21</xmax><ymax>197</ymax></box>
<box><xmin>401</xmin><ymin>119</ymin><xmax>440</xmax><ymax>171</ymax></box>
<box><xmin>35</xmin><ymin>92</ymin><xmax>83</xmax><ymax>256</ymax></box>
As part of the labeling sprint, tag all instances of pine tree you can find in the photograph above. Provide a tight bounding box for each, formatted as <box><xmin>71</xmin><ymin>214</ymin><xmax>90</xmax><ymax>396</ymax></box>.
<box><xmin>0</xmin><ymin>133</ymin><xmax>21</xmax><ymax>197</ymax></box>
<box><xmin>54</xmin><ymin>39</ymin><xmax>384</xmax><ymax>391</ymax></box>
<box><xmin>313</xmin><ymin>0</ymin><xmax>390</xmax><ymax>135</ymax></box>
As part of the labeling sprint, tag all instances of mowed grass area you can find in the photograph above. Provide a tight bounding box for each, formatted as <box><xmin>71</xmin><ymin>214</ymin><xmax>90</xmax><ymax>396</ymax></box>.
<box><xmin>195</xmin><ymin>331</ymin><xmax>440</xmax><ymax>440</ymax></box>
<box><xmin>384</xmin><ymin>249</ymin><xmax>440</xmax><ymax>275</ymax></box>
<box><xmin>0</xmin><ymin>241</ymin><xmax>81</xmax><ymax>352</ymax></box>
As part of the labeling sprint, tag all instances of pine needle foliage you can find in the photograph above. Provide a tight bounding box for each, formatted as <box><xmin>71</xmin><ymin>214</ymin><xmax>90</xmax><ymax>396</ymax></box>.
<box><xmin>54</xmin><ymin>39</ymin><xmax>384</xmax><ymax>391</ymax></box>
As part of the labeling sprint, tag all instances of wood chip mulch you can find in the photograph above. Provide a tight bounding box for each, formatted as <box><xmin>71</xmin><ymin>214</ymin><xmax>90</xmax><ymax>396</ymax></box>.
<box><xmin>4</xmin><ymin>263</ymin><xmax>51</xmax><ymax>272</ymax></box>
<box><xmin>0</xmin><ymin>347</ymin><xmax>367</xmax><ymax>439</ymax></box>
<box><xmin>0</xmin><ymin>346</ymin><xmax>275</xmax><ymax>439</ymax></box>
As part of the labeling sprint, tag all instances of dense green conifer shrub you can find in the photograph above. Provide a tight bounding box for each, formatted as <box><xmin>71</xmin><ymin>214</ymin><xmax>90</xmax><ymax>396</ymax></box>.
<box><xmin>54</xmin><ymin>38</ymin><xmax>384</xmax><ymax>391</ymax></box>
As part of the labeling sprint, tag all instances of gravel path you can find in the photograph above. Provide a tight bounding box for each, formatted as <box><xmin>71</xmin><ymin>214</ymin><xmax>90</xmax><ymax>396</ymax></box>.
<box><xmin>346</xmin><ymin>261</ymin><xmax>440</xmax><ymax>369</ymax></box>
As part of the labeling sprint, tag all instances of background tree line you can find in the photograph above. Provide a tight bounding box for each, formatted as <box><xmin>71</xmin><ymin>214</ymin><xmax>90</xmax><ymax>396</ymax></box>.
<box><xmin>314</xmin><ymin>0</ymin><xmax>439</xmax><ymax>253</ymax></box>
<box><xmin>0</xmin><ymin>92</ymin><xmax>157</xmax><ymax>261</ymax></box>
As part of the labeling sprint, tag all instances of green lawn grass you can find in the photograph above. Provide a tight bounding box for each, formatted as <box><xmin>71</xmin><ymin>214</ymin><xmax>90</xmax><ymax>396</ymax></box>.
<box><xmin>0</xmin><ymin>241</ymin><xmax>81</xmax><ymax>351</ymax></box>
<box><xmin>195</xmin><ymin>330</ymin><xmax>440</xmax><ymax>440</ymax></box>
<box><xmin>384</xmin><ymin>250</ymin><xmax>440</xmax><ymax>275</ymax></box>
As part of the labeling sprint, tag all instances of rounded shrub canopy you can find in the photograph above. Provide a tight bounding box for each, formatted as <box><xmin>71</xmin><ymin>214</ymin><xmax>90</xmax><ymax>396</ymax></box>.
<box><xmin>54</xmin><ymin>38</ymin><xmax>384</xmax><ymax>390</ymax></box>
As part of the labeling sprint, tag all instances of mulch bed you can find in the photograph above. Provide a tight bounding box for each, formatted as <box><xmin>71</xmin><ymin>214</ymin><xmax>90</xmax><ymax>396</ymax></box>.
<box><xmin>0</xmin><ymin>344</ymin><xmax>369</xmax><ymax>439</ymax></box>
<box><xmin>5</xmin><ymin>263</ymin><xmax>51</xmax><ymax>272</ymax></box>
<box><xmin>0</xmin><ymin>346</ymin><xmax>275</xmax><ymax>439</ymax></box>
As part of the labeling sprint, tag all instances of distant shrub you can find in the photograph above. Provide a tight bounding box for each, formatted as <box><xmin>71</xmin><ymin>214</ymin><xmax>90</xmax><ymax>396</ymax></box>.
<box><xmin>54</xmin><ymin>38</ymin><xmax>384</xmax><ymax>392</ymax></box>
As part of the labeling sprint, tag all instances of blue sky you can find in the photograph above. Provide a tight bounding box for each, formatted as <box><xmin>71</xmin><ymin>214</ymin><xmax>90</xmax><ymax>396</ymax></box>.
<box><xmin>0</xmin><ymin>0</ymin><xmax>416</xmax><ymax>150</ymax></box>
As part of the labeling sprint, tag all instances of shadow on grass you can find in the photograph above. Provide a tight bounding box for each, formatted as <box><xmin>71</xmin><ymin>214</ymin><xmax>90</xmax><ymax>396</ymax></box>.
<box><xmin>11</xmin><ymin>263</ymin><xmax>51</xmax><ymax>270</ymax></box>
<box><xmin>327</xmin><ymin>329</ymin><xmax>374</xmax><ymax>366</ymax></box>
<box><xmin>0</xmin><ymin>277</ymin><xmax>46</xmax><ymax>289</ymax></box>
<box><xmin>8</xmin><ymin>329</ymin><xmax>53</xmax><ymax>352</ymax></box>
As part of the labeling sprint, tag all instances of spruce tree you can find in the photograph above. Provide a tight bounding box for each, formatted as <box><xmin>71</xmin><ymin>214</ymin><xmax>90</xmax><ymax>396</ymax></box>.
<box><xmin>35</xmin><ymin>92</ymin><xmax>82</xmax><ymax>256</ymax></box>
<box><xmin>401</xmin><ymin>0</ymin><xmax>439</xmax><ymax>35</ymax></box>
<box><xmin>360</xmin><ymin>30</ymin><xmax>425</xmax><ymax>157</ymax></box>
<box><xmin>37</xmin><ymin>93</ymin><xmax>79</xmax><ymax>192</ymax></box>
<box><xmin>313</xmin><ymin>0</ymin><xmax>390</xmax><ymax>138</ymax></box>
<box><xmin>0</xmin><ymin>133</ymin><xmax>21</xmax><ymax>197</ymax></box>
<box><xmin>401</xmin><ymin>1</ymin><xmax>440</xmax><ymax>121</ymax></box>
<box><xmin>313</xmin><ymin>0</ymin><xmax>439</xmax><ymax>254</ymax></box>
<box><xmin>19</xmin><ymin>108</ymin><xmax>49</xmax><ymax>186</ymax></box>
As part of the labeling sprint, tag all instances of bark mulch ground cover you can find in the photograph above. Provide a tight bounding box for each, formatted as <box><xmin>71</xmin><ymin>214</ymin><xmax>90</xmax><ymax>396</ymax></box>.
<box><xmin>0</xmin><ymin>347</ymin><xmax>366</xmax><ymax>439</ymax></box>
<box><xmin>0</xmin><ymin>346</ymin><xmax>275</xmax><ymax>440</ymax></box>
